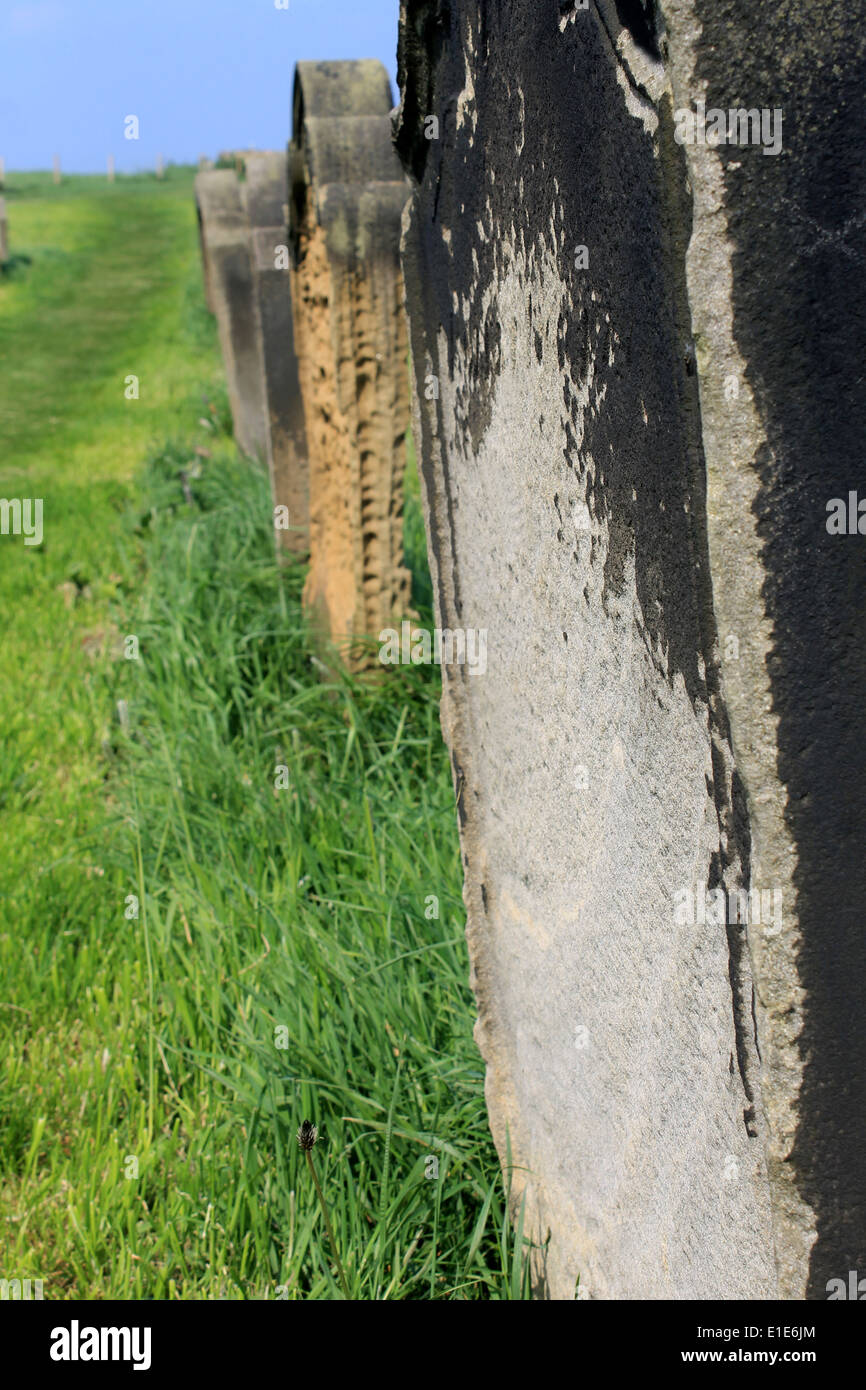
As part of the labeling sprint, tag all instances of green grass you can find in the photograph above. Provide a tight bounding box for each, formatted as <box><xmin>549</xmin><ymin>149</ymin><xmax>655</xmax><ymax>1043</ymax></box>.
<box><xmin>0</xmin><ymin>172</ymin><xmax>531</xmax><ymax>1298</ymax></box>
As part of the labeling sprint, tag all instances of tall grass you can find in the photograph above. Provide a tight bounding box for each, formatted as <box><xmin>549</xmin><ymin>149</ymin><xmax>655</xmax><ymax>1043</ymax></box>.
<box><xmin>0</xmin><ymin>170</ymin><xmax>532</xmax><ymax>1299</ymax></box>
<box><xmin>90</xmin><ymin>430</ymin><xmax>532</xmax><ymax>1298</ymax></box>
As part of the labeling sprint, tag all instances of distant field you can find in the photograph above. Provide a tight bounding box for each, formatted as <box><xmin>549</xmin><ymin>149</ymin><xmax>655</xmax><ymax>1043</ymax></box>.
<box><xmin>0</xmin><ymin>172</ymin><xmax>530</xmax><ymax>1298</ymax></box>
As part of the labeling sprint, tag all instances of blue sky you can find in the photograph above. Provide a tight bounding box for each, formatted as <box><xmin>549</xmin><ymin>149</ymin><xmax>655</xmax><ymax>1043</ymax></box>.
<box><xmin>0</xmin><ymin>0</ymin><xmax>401</xmax><ymax>173</ymax></box>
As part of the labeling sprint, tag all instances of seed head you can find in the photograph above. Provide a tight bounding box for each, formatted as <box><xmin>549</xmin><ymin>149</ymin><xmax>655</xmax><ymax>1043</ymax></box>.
<box><xmin>297</xmin><ymin>1119</ymin><xmax>318</xmax><ymax>1151</ymax></box>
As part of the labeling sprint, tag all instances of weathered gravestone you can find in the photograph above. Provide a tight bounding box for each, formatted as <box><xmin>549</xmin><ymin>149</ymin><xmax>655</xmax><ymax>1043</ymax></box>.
<box><xmin>396</xmin><ymin>0</ymin><xmax>866</xmax><ymax>1299</ymax></box>
<box><xmin>194</xmin><ymin>169</ymin><xmax>268</xmax><ymax>459</ymax></box>
<box><xmin>195</xmin><ymin>187</ymin><xmax>215</xmax><ymax>314</ymax></box>
<box><xmin>289</xmin><ymin>60</ymin><xmax>412</xmax><ymax>666</ymax></box>
<box><xmin>244</xmin><ymin>151</ymin><xmax>309</xmax><ymax>554</ymax></box>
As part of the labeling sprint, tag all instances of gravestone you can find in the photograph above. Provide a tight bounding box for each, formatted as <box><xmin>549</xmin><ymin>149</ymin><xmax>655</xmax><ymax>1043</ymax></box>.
<box><xmin>244</xmin><ymin>151</ymin><xmax>309</xmax><ymax>554</ymax></box>
<box><xmin>194</xmin><ymin>169</ymin><xmax>268</xmax><ymax>459</ymax></box>
<box><xmin>289</xmin><ymin>60</ymin><xmax>412</xmax><ymax>665</ymax></box>
<box><xmin>396</xmin><ymin>0</ymin><xmax>866</xmax><ymax>1299</ymax></box>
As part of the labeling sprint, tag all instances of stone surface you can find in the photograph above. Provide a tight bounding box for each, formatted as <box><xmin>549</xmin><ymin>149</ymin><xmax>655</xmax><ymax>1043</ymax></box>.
<box><xmin>396</xmin><ymin>0</ymin><xmax>866</xmax><ymax>1299</ymax></box>
<box><xmin>289</xmin><ymin>60</ymin><xmax>412</xmax><ymax>665</ymax></box>
<box><xmin>659</xmin><ymin>0</ymin><xmax>866</xmax><ymax>1303</ymax></box>
<box><xmin>244</xmin><ymin>151</ymin><xmax>310</xmax><ymax>554</ymax></box>
<box><xmin>194</xmin><ymin>169</ymin><xmax>268</xmax><ymax>459</ymax></box>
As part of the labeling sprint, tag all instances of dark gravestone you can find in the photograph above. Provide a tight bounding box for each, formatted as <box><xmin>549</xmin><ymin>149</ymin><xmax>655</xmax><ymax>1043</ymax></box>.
<box><xmin>244</xmin><ymin>151</ymin><xmax>310</xmax><ymax>555</ymax></box>
<box><xmin>396</xmin><ymin>0</ymin><xmax>866</xmax><ymax>1298</ymax></box>
<box><xmin>194</xmin><ymin>170</ymin><xmax>268</xmax><ymax>460</ymax></box>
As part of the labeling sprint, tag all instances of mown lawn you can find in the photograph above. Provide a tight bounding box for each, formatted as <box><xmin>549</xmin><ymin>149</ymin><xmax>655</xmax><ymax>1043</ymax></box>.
<box><xmin>0</xmin><ymin>171</ymin><xmax>531</xmax><ymax>1298</ymax></box>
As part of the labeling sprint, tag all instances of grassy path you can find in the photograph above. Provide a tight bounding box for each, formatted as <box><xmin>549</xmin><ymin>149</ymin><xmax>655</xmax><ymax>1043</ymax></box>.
<box><xmin>0</xmin><ymin>170</ymin><xmax>221</xmax><ymax>937</ymax></box>
<box><xmin>0</xmin><ymin>170</ymin><xmax>223</xmax><ymax>1292</ymax></box>
<box><xmin>0</xmin><ymin>174</ymin><xmax>529</xmax><ymax>1299</ymax></box>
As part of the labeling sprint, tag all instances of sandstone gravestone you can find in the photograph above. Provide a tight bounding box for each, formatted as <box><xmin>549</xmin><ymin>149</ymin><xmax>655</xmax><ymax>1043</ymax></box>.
<box><xmin>396</xmin><ymin>0</ymin><xmax>866</xmax><ymax>1299</ymax></box>
<box><xmin>194</xmin><ymin>169</ymin><xmax>268</xmax><ymax>460</ymax></box>
<box><xmin>244</xmin><ymin>151</ymin><xmax>309</xmax><ymax>555</ymax></box>
<box><xmin>289</xmin><ymin>60</ymin><xmax>412</xmax><ymax>666</ymax></box>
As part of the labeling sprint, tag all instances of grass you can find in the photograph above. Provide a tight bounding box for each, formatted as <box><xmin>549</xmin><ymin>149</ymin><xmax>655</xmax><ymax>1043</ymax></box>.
<box><xmin>0</xmin><ymin>170</ymin><xmax>532</xmax><ymax>1298</ymax></box>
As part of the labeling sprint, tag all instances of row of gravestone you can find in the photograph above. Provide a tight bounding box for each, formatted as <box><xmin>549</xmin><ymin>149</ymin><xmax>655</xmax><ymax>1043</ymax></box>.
<box><xmin>195</xmin><ymin>60</ymin><xmax>410</xmax><ymax>670</ymax></box>
<box><xmin>195</xmin><ymin>3</ymin><xmax>866</xmax><ymax>1302</ymax></box>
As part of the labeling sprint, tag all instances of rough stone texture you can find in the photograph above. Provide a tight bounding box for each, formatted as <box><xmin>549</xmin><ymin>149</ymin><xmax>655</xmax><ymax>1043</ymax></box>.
<box><xmin>244</xmin><ymin>151</ymin><xmax>310</xmax><ymax>554</ymax></box>
<box><xmin>659</xmin><ymin>0</ymin><xmax>866</xmax><ymax>1302</ymax></box>
<box><xmin>289</xmin><ymin>60</ymin><xmax>412</xmax><ymax>665</ymax></box>
<box><xmin>396</xmin><ymin>0</ymin><xmax>866</xmax><ymax>1299</ymax></box>
<box><xmin>194</xmin><ymin>169</ymin><xmax>268</xmax><ymax>459</ymax></box>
